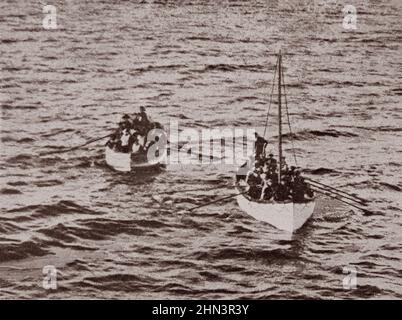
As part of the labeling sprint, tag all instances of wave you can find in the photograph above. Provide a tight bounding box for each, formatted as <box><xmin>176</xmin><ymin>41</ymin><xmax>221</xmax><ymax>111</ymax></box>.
<box><xmin>281</xmin><ymin>129</ymin><xmax>358</xmax><ymax>141</ymax></box>
<box><xmin>0</xmin><ymin>241</ymin><xmax>49</xmax><ymax>262</ymax></box>
<box><xmin>6</xmin><ymin>181</ymin><xmax>28</xmax><ymax>187</ymax></box>
<box><xmin>33</xmin><ymin>179</ymin><xmax>64</xmax><ymax>187</ymax></box>
<box><xmin>0</xmin><ymin>188</ymin><xmax>22</xmax><ymax>195</ymax></box>
<box><xmin>130</xmin><ymin>64</ymin><xmax>185</xmax><ymax>74</ymax></box>
<box><xmin>303</xmin><ymin>168</ymin><xmax>339</xmax><ymax>175</ymax></box>
<box><xmin>37</xmin><ymin>218</ymin><xmax>165</xmax><ymax>243</ymax></box>
<box><xmin>1</xmin><ymin>38</ymin><xmax>34</xmax><ymax>44</ymax></box>
<box><xmin>76</xmin><ymin>273</ymin><xmax>154</xmax><ymax>293</ymax></box>
<box><xmin>379</xmin><ymin>182</ymin><xmax>401</xmax><ymax>192</ymax></box>
<box><xmin>42</xmin><ymin>128</ymin><xmax>76</xmax><ymax>138</ymax></box>
<box><xmin>192</xmin><ymin>247</ymin><xmax>301</xmax><ymax>263</ymax></box>
<box><xmin>202</xmin><ymin>63</ymin><xmax>263</xmax><ymax>73</ymax></box>
<box><xmin>0</xmin><ymin>218</ymin><xmax>23</xmax><ymax>233</ymax></box>
<box><xmin>1</xmin><ymin>104</ymin><xmax>37</xmax><ymax>109</ymax></box>
<box><xmin>5</xmin><ymin>154</ymin><xmax>33</xmax><ymax>164</ymax></box>
<box><xmin>7</xmin><ymin>200</ymin><xmax>100</xmax><ymax>217</ymax></box>
<box><xmin>337</xmin><ymin>125</ymin><xmax>402</xmax><ymax>133</ymax></box>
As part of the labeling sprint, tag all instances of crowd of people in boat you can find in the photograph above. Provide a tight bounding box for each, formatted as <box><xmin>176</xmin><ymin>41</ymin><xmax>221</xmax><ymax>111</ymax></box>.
<box><xmin>238</xmin><ymin>134</ymin><xmax>314</xmax><ymax>203</ymax></box>
<box><xmin>105</xmin><ymin>106</ymin><xmax>162</xmax><ymax>153</ymax></box>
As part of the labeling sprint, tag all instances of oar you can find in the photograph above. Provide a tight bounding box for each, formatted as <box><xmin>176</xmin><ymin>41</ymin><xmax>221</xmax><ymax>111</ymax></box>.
<box><xmin>307</xmin><ymin>182</ymin><xmax>367</xmax><ymax>207</ymax></box>
<box><xmin>160</xmin><ymin>185</ymin><xmax>229</xmax><ymax>195</ymax></box>
<box><xmin>311</xmin><ymin>187</ymin><xmax>375</xmax><ymax>215</ymax></box>
<box><xmin>189</xmin><ymin>191</ymin><xmax>247</xmax><ymax>212</ymax></box>
<box><xmin>305</xmin><ymin>178</ymin><xmax>368</xmax><ymax>204</ymax></box>
<box><xmin>40</xmin><ymin>133</ymin><xmax>113</xmax><ymax>156</ymax></box>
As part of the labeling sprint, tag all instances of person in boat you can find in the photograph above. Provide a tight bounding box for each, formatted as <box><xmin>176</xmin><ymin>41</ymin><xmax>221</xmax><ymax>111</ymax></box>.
<box><xmin>270</xmin><ymin>173</ymin><xmax>278</xmax><ymax>187</ymax></box>
<box><xmin>260</xmin><ymin>178</ymin><xmax>274</xmax><ymax>201</ymax></box>
<box><xmin>129</xmin><ymin>106</ymin><xmax>152</xmax><ymax>142</ymax></box>
<box><xmin>291</xmin><ymin>169</ymin><xmax>314</xmax><ymax>202</ymax></box>
<box><xmin>121</xmin><ymin>114</ymin><xmax>132</xmax><ymax>129</ymax></box>
<box><xmin>131</xmin><ymin>113</ymin><xmax>141</xmax><ymax>129</ymax></box>
<box><xmin>127</xmin><ymin>129</ymin><xmax>140</xmax><ymax>152</ymax></box>
<box><xmin>289</xmin><ymin>165</ymin><xmax>296</xmax><ymax>176</ymax></box>
<box><xmin>262</xmin><ymin>162</ymin><xmax>270</xmax><ymax>175</ymax></box>
<box><xmin>111</xmin><ymin>122</ymin><xmax>124</xmax><ymax>151</ymax></box>
<box><xmin>274</xmin><ymin>180</ymin><xmax>291</xmax><ymax>202</ymax></box>
<box><xmin>106</xmin><ymin>133</ymin><xmax>118</xmax><ymax>150</ymax></box>
<box><xmin>120</xmin><ymin>129</ymin><xmax>131</xmax><ymax>153</ymax></box>
<box><xmin>139</xmin><ymin>106</ymin><xmax>149</xmax><ymax>124</ymax></box>
<box><xmin>266</xmin><ymin>153</ymin><xmax>277</xmax><ymax>176</ymax></box>
<box><xmin>282</xmin><ymin>165</ymin><xmax>295</xmax><ymax>189</ymax></box>
<box><xmin>134</xmin><ymin>106</ymin><xmax>150</xmax><ymax>135</ymax></box>
<box><xmin>254</xmin><ymin>159</ymin><xmax>263</xmax><ymax>170</ymax></box>
<box><xmin>305</xmin><ymin>183</ymin><xmax>315</xmax><ymax>199</ymax></box>
<box><xmin>266</xmin><ymin>153</ymin><xmax>275</xmax><ymax>164</ymax></box>
<box><xmin>116</xmin><ymin>121</ymin><xmax>125</xmax><ymax>133</ymax></box>
<box><xmin>113</xmin><ymin>121</ymin><xmax>125</xmax><ymax>140</ymax></box>
<box><xmin>254</xmin><ymin>133</ymin><xmax>268</xmax><ymax>160</ymax></box>
<box><xmin>246</xmin><ymin>170</ymin><xmax>263</xmax><ymax>200</ymax></box>
<box><xmin>280</xmin><ymin>156</ymin><xmax>289</xmax><ymax>174</ymax></box>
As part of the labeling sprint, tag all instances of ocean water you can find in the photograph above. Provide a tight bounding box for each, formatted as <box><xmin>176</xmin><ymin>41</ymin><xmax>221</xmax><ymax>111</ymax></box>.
<box><xmin>0</xmin><ymin>0</ymin><xmax>401</xmax><ymax>299</ymax></box>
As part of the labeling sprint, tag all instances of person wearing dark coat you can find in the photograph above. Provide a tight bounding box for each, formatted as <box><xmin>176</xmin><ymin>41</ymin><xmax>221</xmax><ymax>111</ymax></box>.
<box><xmin>274</xmin><ymin>180</ymin><xmax>290</xmax><ymax>201</ymax></box>
<box><xmin>266</xmin><ymin>153</ymin><xmax>277</xmax><ymax>176</ymax></box>
<box><xmin>246</xmin><ymin>170</ymin><xmax>263</xmax><ymax>200</ymax></box>
<box><xmin>139</xmin><ymin>106</ymin><xmax>150</xmax><ymax>127</ymax></box>
<box><xmin>280</xmin><ymin>156</ymin><xmax>289</xmax><ymax>174</ymax></box>
<box><xmin>291</xmin><ymin>170</ymin><xmax>308</xmax><ymax>202</ymax></box>
<box><xmin>135</xmin><ymin>106</ymin><xmax>151</xmax><ymax>136</ymax></box>
<box><xmin>121</xmin><ymin>114</ymin><xmax>132</xmax><ymax>129</ymax></box>
<box><xmin>261</xmin><ymin>179</ymin><xmax>274</xmax><ymax>201</ymax></box>
<box><xmin>254</xmin><ymin>133</ymin><xmax>268</xmax><ymax>160</ymax></box>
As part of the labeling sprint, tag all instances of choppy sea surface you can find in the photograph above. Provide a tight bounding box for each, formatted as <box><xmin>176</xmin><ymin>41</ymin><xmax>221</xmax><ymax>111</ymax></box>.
<box><xmin>1</xmin><ymin>0</ymin><xmax>401</xmax><ymax>299</ymax></box>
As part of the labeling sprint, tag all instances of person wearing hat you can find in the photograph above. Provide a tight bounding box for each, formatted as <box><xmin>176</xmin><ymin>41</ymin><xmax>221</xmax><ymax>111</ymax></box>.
<box><xmin>267</xmin><ymin>153</ymin><xmax>276</xmax><ymax>163</ymax></box>
<box><xmin>246</xmin><ymin>170</ymin><xmax>263</xmax><ymax>200</ymax></box>
<box><xmin>121</xmin><ymin>114</ymin><xmax>132</xmax><ymax>130</ymax></box>
<box><xmin>267</xmin><ymin>153</ymin><xmax>277</xmax><ymax>177</ymax></box>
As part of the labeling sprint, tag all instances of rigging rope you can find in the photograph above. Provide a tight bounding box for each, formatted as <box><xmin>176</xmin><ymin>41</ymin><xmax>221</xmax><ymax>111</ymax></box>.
<box><xmin>263</xmin><ymin>55</ymin><xmax>280</xmax><ymax>139</ymax></box>
<box><xmin>281</xmin><ymin>64</ymin><xmax>298</xmax><ymax>166</ymax></box>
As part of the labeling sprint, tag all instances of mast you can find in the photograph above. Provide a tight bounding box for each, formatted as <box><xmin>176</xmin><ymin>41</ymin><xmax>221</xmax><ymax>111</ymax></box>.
<box><xmin>278</xmin><ymin>51</ymin><xmax>283</xmax><ymax>185</ymax></box>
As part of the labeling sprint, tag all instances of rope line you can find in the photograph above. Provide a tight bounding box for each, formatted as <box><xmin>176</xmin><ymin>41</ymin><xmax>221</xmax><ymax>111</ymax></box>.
<box><xmin>281</xmin><ymin>64</ymin><xmax>298</xmax><ymax>166</ymax></box>
<box><xmin>263</xmin><ymin>55</ymin><xmax>280</xmax><ymax>139</ymax></box>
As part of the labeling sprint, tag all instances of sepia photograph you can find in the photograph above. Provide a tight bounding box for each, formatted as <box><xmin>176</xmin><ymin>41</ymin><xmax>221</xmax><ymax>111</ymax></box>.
<box><xmin>1</xmin><ymin>0</ymin><xmax>401</xmax><ymax>303</ymax></box>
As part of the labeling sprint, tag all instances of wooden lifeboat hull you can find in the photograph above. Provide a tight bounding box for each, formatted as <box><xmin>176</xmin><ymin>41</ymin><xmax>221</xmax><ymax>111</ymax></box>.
<box><xmin>236</xmin><ymin>191</ymin><xmax>315</xmax><ymax>232</ymax></box>
<box><xmin>105</xmin><ymin>146</ymin><xmax>163</xmax><ymax>172</ymax></box>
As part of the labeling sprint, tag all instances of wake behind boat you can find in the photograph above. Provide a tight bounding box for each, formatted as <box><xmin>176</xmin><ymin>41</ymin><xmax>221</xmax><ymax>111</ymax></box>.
<box><xmin>235</xmin><ymin>51</ymin><xmax>315</xmax><ymax>233</ymax></box>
